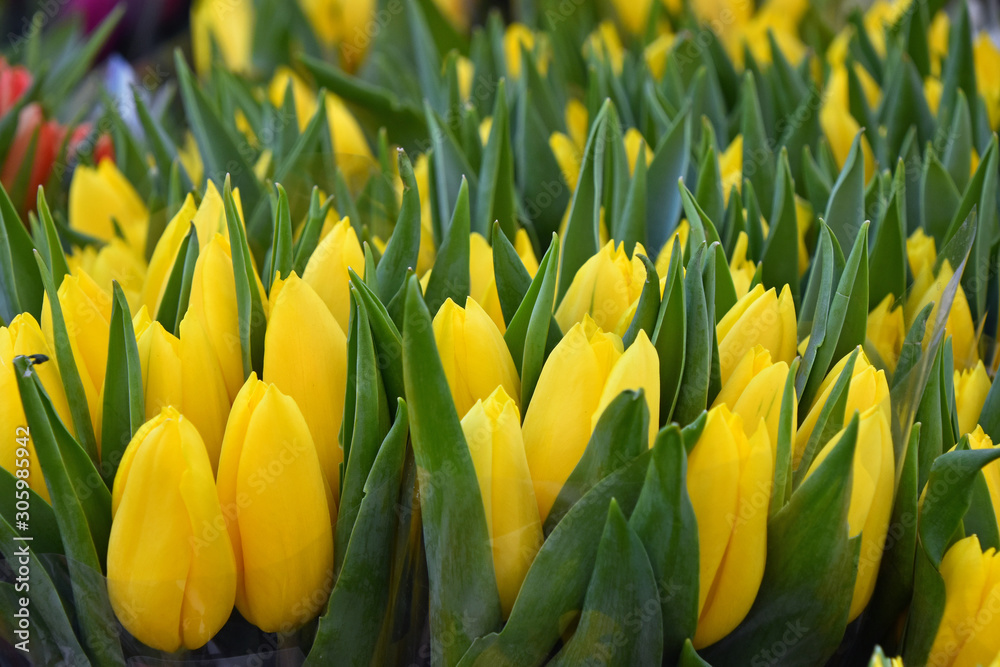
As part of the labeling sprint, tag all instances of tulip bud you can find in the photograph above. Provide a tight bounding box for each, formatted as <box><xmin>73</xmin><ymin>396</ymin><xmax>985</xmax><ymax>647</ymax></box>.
<box><xmin>177</xmin><ymin>314</ymin><xmax>232</xmax><ymax>471</ymax></box>
<box><xmin>216</xmin><ymin>375</ymin><xmax>334</xmax><ymax>632</ymax></box>
<box><xmin>461</xmin><ymin>386</ymin><xmax>543</xmax><ymax>618</ymax></box>
<box><xmin>654</xmin><ymin>220</ymin><xmax>690</xmax><ymax>278</ymax></box>
<box><xmin>803</xmin><ymin>405</ymin><xmax>894</xmax><ymax>621</ymax></box>
<box><xmin>68</xmin><ymin>158</ymin><xmax>149</xmax><ymax>253</ymax></box>
<box><xmin>69</xmin><ymin>238</ymin><xmax>148</xmax><ymax>312</ymax></box>
<box><xmin>794</xmin><ymin>196</ymin><xmax>812</xmax><ymax>277</ymax></box>
<box><xmin>302</xmin><ymin>216</ymin><xmax>365</xmax><ymax>333</ymax></box>
<box><xmin>42</xmin><ymin>270</ymin><xmax>113</xmax><ymax>437</ymax></box>
<box><xmin>504</xmin><ymin>24</ymin><xmax>544</xmax><ymax>78</ymax></box>
<box><xmin>133</xmin><ymin>317</ymin><xmax>182</xmax><ymax>422</ymax></box>
<box><xmin>955</xmin><ymin>362</ymin><xmax>991</xmax><ymax>438</ymax></box>
<box><xmin>325</xmin><ymin>94</ymin><xmax>376</xmax><ymax>189</ymax></box>
<box><xmin>523</xmin><ymin>318</ymin><xmax>658</xmax><ymax>521</ymax></box>
<box><xmin>623</xmin><ymin>128</ymin><xmax>651</xmax><ymax>175</ymax></box>
<box><xmin>610</xmin><ymin>0</ymin><xmax>653</xmax><ymax>35</ymax></box>
<box><xmin>549</xmin><ymin>132</ymin><xmax>581</xmax><ymax>191</ymax></box>
<box><xmin>687</xmin><ymin>405</ymin><xmax>772</xmax><ymax>648</ymax></box>
<box><xmin>720</xmin><ymin>135</ymin><xmax>743</xmax><ymax>202</ymax></box>
<box><xmin>820</xmin><ymin>68</ymin><xmax>875</xmax><ymax>180</ymax></box>
<box><xmin>1</xmin><ymin>314</ymin><xmax>74</xmax><ymax>502</ymax></box>
<box><xmin>795</xmin><ymin>348</ymin><xmax>889</xmax><ymax>468</ymax></box>
<box><xmin>712</xmin><ymin>345</ymin><xmax>794</xmax><ymax>462</ymax></box>
<box><xmin>460</xmin><ymin>231</ymin><xmax>538</xmax><ymax>334</ymax></box>
<box><xmin>263</xmin><ymin>273</ymin><xmax>348</xmax><ymax>501</ymax></box>
<box><xmin>927</xmin><ymin>535</ymin><xmax>1000</xmax><ymax>667</ymax></box>
<box><xmin>107</xmin><ymin>408</ymin><xmax>236</xmax><ymax>652</ymax></box>
<box><xmin>968</xmin><ymin>426</ymin><xmax>1000</xmax><ymax>531</ymax></box>
<box><xmin>191</xmin><ymin>0</ymin><xmax>254</xmax><ymax>75</ymax></box>
<box><xmin>556</xmin><ymin>240</ymin><xmax>648</xmax><ymax>337</ymax></box>
<box><xmin>433</xmin><ymin>297</ymin><xmax>521</xmax><ymax>420</ymax></box>
<box><xmin>866</xmin><ymin>295</ymin><xmax>906</xmax><ymax>372</ymax></box>
<box><xmin>717</xmin><ymin>283</ymin><xmax>797</xmax><ymax>386</ymax></box>
<box><xmin>906</xmin><ymin>228</ymin><xmax>937</xmax><ymax>278</ymax></box>
<box><xmin>904</xmin><ymin>259</ymin><xmax>977</xmax><ymax>370</ymax></box>
<box><xmin>296</xmin><ymin>0</ymin><xmax>375</xmax><ymax>71</ymax></box>
<box><xmin>187</xmin><ymin>234</ymin><xmax>268</xmax><ymax>403</ymax></box>
<box><xmin>975</xmin><ymin>34</ymin><xmax>1000</xmax><ymax>129</ymax></box>
<box><xmin>729</xmin><ymin>232</ymin><xmax>757</xmax><ymax>300</ymax></box>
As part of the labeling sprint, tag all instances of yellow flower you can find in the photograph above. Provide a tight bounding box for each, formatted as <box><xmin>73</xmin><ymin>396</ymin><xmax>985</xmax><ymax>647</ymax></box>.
<box><xmin>412</xmin><ymin>154</ymin><xmax>437</xmax><ymax>275</ymax></box>
<box><xmin>720</xmin><ymin>135</ymin><xmax>743</xmax><ymax>203</ymax></box>
<box><xmin>862</xmin><ymin>0</ymin><xmax>912</xmax><ymax>57</ymax></box>
<box><xmin>459</xmin><ymin>231</ymin><xmax>537</xmax><ymax>334</ymax></box>
<box><xmin>655</xmin><ymin>220</ymin><xmax>690</xmax><ymax>277</ymax></box>
<box><xmin>41</xmin><ymin>271</ymin><xmax>113</xmax><ymax>439</ymax></box>
<box><xmin>821</xmin><ymin>67</ymin><xmax>875</xmax><ymax>182</ymax></box>
<box><xmin>794</xmin><ymin>196</ymin><xmax>813</xmax><ymax>277</ymax></box>
<box><xmin>795</xmin><ymin>348</ymin><xmax>890</xmax><ymax>468</ymax></box>
<box><xmin>302</xmin><ymin>216</ymin><xmax>366</xmax><ymax>333</ymax></box>
<box><xmin>955</xmin><ymin>362</ymin><xmax>991</xmax><ymax>437</ymax></box>
<box><xmin>132</xmin><ymin>315</ymin><xmax>182</xmax><ymax>423</ymax></box>
<box><xmin>556</xmin><ymin>240</ymin><xmax>648</xmax><ymax>337</ymax></box>
<box><xmin>904</xmin><ymin>259</ymin><xmax>977</xmax><ymax>370</ymax></box>
<box><xmin>687</xmin><ymin>404</ymin><xmax>771</xmax><ymax>648</ymax></box>
<box><xmin>216</xmin><ymin>375</ymin><xmax>334</xmax><ymax>632</ymax></box>
<box><xmin>1</xmin><ymin>314</ymin><xmax>73</xmax><ymax>502</ymax></box>
<box><xmin>177</xmin><ymin>314</ymin><xmax>232</xmax><ymax>471</ymax></box>
<box><xmin>68</xmin><ymin>159</ymin><xmax>149</xmax><ymax>254</ymax></box>
<box><xmin>644</xmin><ymin>34</ymin><xmax>675</xmax><ymax>80</ymax></box>
<box><xmin>263</xmin><ymin>273</ymin><xmax>348</xmax><ymax>502</ymax></box>
<box><xmin>624</xmin><ymin>128</ymin><xmax>652</xmax><ymax>175</ymax></box>
<box><xmin>297</xmin><ymin>0</ymin><xmax>375</xmax><ymax>70</ymax></box>
<box><xmin>906</xmin><ymin>228</ymin><xmax>937</xmax><ymax>278</ymax></box>
<box><xmin>433</xmin><ymin>297</ymin><xmax>521</xmax><ymax>420</ymax></box>
<box><xmin>69</xmin><ymin>238</ymin><xmax>147</xmax><ymax>313</ymax></box>
<box><xmin>925</xmin><ymin>77</ymin><xmax>944</xmax><ymax>116</ymax></box>
<box><xmin>549</xmin><ymin>132</ymin><xmax>581</xmax><ymax>191</ymax></box>
<box><xmin>712</xmin><ymin>345</ymin><xmax>794</xmax><ymax>464</ymax></box>
<box><xmin>461</xmin><ymin>386</ymin><xmax>543</xmax><ymax>618</ymax></box>
<box><xmin>927</xmin><ymin>535</ymin><xmax>1000</xmax><ymax>667</ymax></box>
<box><xmin>866</xmin><ymin>294</ymin><xmax>906</xmax><ymax>373</ymax></box>
<box><xmin>929</xmin><ymin>12</ymin><xmax>949</xmax><ymax>76</ymax></box>
<box><xmin>583</xmin><ymin>21</ymin><xmax>625</xmax><ymax>74</ymax></box>
<box><xmin>737</xmin><ymin>0</ymin><xmax>809</xmax><ymax>67</ymax></box>
<box><xmin>504</xmin><ymin>23</ymin><xmax>545</xmax><ymax>78</ymax></box>
<box><xmin>611</xmin><ymin>0</ymin><xmax>653</xmax><ymax>35</ymax></box>
<box><xmin>729</xmin><ymin>232</ymin><xmax>757</xmax><ymax>300</ymax></box>
<box><xmin>191</xmin><ymin>0</ymin><xmax>253</xmax><ymax>74</ymax></box>
<box><xmin>804</xmin><ymin>404</ymin><xmax>894</xmax><ymax>621</ymax></box>
<box><xmin>968</xmin><ymin>426</ymin><xmax>1000</xmax><ymax>534</ymax></box>
<box><xmin>566</xmin><ymin>98</ymin><xmax>588</xmax><ymax>151</ymax></box>
<box><xmin>107</xmin><ymin>408</ymin><xmax>236</xmax><ymax>652</ymax></box>
<box><xmin>432</xmin><ymin>0</ymin><xmax>472</xmax><ymax>31</ymax></box>
<box><xmin>717</xmin><ymin>283</ymin><xmax>797</xmax><ymax>386</ymax></box>
<box><xmin>268</xmin><ymin>66</ymin><xmax>320</xmax><ymax>133</ymax></box>
<box><xmin>523</xmin><ymin>318</ymin><xmax>658</xmax><ymax>521</ymax></box>
<box><xmin>974</xmin><ymin>33</ymin><xmax>1000</xmax><ymax>129</ymax></box>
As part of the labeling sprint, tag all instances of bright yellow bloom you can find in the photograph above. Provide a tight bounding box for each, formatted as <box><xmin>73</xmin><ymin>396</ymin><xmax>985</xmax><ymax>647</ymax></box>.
<box><xmin>717</xmin><ymin>283</ymin><xmax>797</xmax><ymax>386</ymax></box>
<box><xmin>687</xmin><ymin>405</ymin><xmax>771</xmax><ymax>648</ymax></box>
<box><xmin>1</xmin><ymin>314</ymin><xmax>74</xmax><ymax>502</ymax></box>
<box><xmin>302</xmin><ymin>216</ymin><xmax>365</xmax><ymax>333</ymax></box>
<box><xmin>925</xmin><ymin>77</ymin><xmax>944</xmax><ymax>116</ymax></box>
<box><xmin>191</xmin><ymin>0</ymin><xmax>253</xmax><ymax>74</ymax></box>
<box><xmin>433</xmin><ymin>297</ymin><xmax>521</xmax><ymax>420</ymax></box>
<box><xmin>927</xmin><ymin>535</ymin><xmax>1000</xmax><ymax>667</ymax></box>
<box><xmin>720</xmin><ymin>135</ymin><xmax>743</xmax><ymax>203</ymax></box>
<box><xmin>862</xmin><ymin>0</ymin><xmax>912</xmax><ymax>57</ymax></box>
<box><xmin>644</xmin><ymin>34</ymin><xmax>676</xmax><ymax>80</ymax></box>
<box><xmin>69</xmin><ymin>158</ymin><xmax>149</xmax><ymax>253</ymax></box>
<box><xmin>624</xmin><ymin>128</ymin><xmax>652</xmax><ymax>175</ymax></box>
<box><xmin>297</xmin><ymin>0</ymin><xmax>375</xmax><ymax>70</ymax></box>
<box><xmin>968</xmin><ymin>426</ymin><xmax>1000</xmax><ymax>534</ymax></box>
<box><xmin>795</xmin><ymin>348</ymin><xmax>890</xmax><ymax>468</ymax></box>
<box><xmin>729</xmin><ymin>232</ymin><xmax>756</xmax><ymax>300</ymax></box>
<box><xmin>795</xmin><ymin>195</ymin><xmax>813</xmax><ymax>277</ymax></box>
<box><xmin>217</xmin><ymin>375</ymin><xmax>334</xmax><ymax>632</ymax></box>
<box><xmin>133</xmin><ymin>315</ymin><xmax>182</xmax><ymax>423</ymax></box>
<box><xmin>907</xmin><ymin>228</ymin><xmax>937</xmax><ymax>278</ymax></box>
<box><xmin>461</xmin><ymin>386</ymin><xmax>543</xmax><ymax>618</ymax></box>
<box><xmin>866</xmin><ymin>294</ymin><xmax>906</xmax><ymax>373</ymax></box>
<box><xmin>804</xmin><ymin>404</ymin><xmax>894</xmax><ymax>621</ymax></box>
<box><xmin>523</xmin><ymin>318</ymin><xmax>658</xmax><ymax>521</ymax></box>
<box><xmin>584</xmin><ymin>21</ymin><xmax>625</xmax><ymax>74</ymax></box>
<box><xmin>108</xmin><ymin>408</ymin><xmax>236</xmax><ymax>652</ymax></box>
<box><xmin>905</xmin><ymin>259</ymin><xmax>977</xmax><ymax>370</ymax></box>
<box><xmin>549</xmin><ymin>132</ymin><xmax>581</xmax><ymax>191</ymax></box>
<box><xmin>263</xmin><ymin>273</ymin><xmax>348</xmax><ymax>502</ymax></box>
<box><xmin>432</xmin><ymin>0</ymin><xmax>472</xmax><ymax>31</ymax></box>
<box><xmin>556</xmin><ymin>240</ymin><xmax>648</xmax><ymax>337</ymax></box>
<box><xmin>41</xmin><ymin>271</ymin><xmax>112</xmax><ymax>439</ymax></box>
<box><xmin>69</xmin><ymin>238</ymin><xmax>147</xmax><ymax>313</ymax></box>
<box><xmin>821</xmin><ymin>67</ymin><xmax>875</xmax><ymax>182</ymax></box>
<box><xmin>929</xmin><ymin>12</ymin><xmax>949</xmax><ymax>76</ymax></box>
<box><xmin>177</xmin><ymin>314</ymin><xmax>232</xmax><ymax>471</ymax></box>
<box><xmin>504</xmin><ymin>23</ymin><xmax>545</xmax><ymax>78</ymax></box>
<box><xmin>975</xmin><ymin>33</ymin><xmax>1000</xmax><ymax>129</ymax></box>
<box><xmin>412</xmin><ymin>154</ymin><xmax>437</xmax><ymax>275</ymax></box>
<box><xmin>955</xmin><ymin>362</ymin><xmax>991</xmax><ymax>437</ymax></box>
<box><xmin>611</xmin><ymin>0</ymin><xmax>653</xmax><ymax>35</ymax></box>
<box><xmin>712</xmin><ymin>345</ymin><xmax>794</xmax><ymax>464</ymax></box>
<box><xmin>655</xmin><ymin>220</ymin><xmax>690</xmax><ymax>277</ymax></box>
<box><xmin>457</xmin><ymin>231</ymin><xmax>537</xmax><ymax>334</ymax></box>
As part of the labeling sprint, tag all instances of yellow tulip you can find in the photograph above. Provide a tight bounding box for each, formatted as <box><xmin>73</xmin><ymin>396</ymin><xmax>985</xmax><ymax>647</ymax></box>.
<box><xmin>297</xmin><ymin>0</ymin><xmax>375</xmax><ymax>70</ymax></box>
<box><xmin>866</xmin><ymin>294</ymin><xmax>906</xmax><ymax>373</ymax></box>
<box><xmin>504</xmin><ymin>24</ymin><xmax>544</xmax><ymax>79</ymax></box>
<box><xmin>302</xmin><ymin>216</ymin><xmax>365</xmax><ymax>333</ymax></box>
<box><xmin>717</xmin><ymin>283</ymin><xmax>797</xmax><ymax>386</ymax></box>
<box><xmin>907</xmin><ymin>228</ymin><xmax>937</xmax><ymax>278</ymax></box>
<box><xmin>975</xmin><ymin>33</ymin><xmax>1000</xmax><ymax>129</ymax></box>
<box><xmin>795</xmin><ymin>196</ymin><xmax>812</xmax><ymax>277</ymax></box>
<box><xmin>68</xmin><ymin>238</ymin><xmax>147</xmax><ymax>312</ymax></box>
<box><xmin>821</xmin><ymin>68</ymin><xmax>876</xmax><ymax>181</ymax></box>
<box><xmin>412</xmin><ymin>154</ymin><xmax>438</xmax><ymax>275</ymax></box>
<box><xmin>644</xmin><ymin>34</ymin><xmax>675</xmax><ymax>80</ymax></box>
<box><xmin>736</xmin><ymin>0</ymin><xmax>809</xmax><ymax>68</ymax></box>
<box><xmin>720</xmin><ymin>135</ymin><xmax>743</xmax><ymax>203</ymax></box>
<box><xmin>68</xmin><ymin>159</ymin><xmax>149</xmax><ymax>253</ymax></box>
<box><xmin>968</xmin><ymin>426</ymin><xmax>1000</xmax><ymax>534</ymax></box>
<box><xmin>325</xmin><ymin>94</ymin><xmax>376</xmax><ymax>188</ymax></box>
<box><xmin>263</xmin><ymin>273</ymin><xmax>348</xmax><ymax>501</ymax></box>
<box><xmin>268</xmin><ymin>67</ymin><xmax>319</xmax><ymax>133</ymax></box>
<box><xmin>462</xmin><ymin>231</ymin><xmax>537</xmax><ymax>334</ymax></box>
<box><xmin>216</xmin><ymin>375</ymin><xmax>334</xmax><ymax>632</ymax></box>
<box><xmin>583</xmin><ymin>21</ymin><xmax>625</xmax><ymax>74</ymax></box>
<box><xmin>929</xmin><ymin>12</ymin><xmax>949</xmax><ymax>76</ymax></box>
<box><xmin>432</xmin><ymin>0</ymin><xmax>472</xmax><ymax>31</ymax></box>
<box><xmin>655</xmin><ymin>220</ymin><xmax>690</xmax><ymax>277</ymax></box>
<box><xmin>1</xmin><ymin>314</ymin><xmax>74</xmax><ymax>503</ymax></box>
<box><xmin>955</xmin><ymin>362</ymin><xmax>991</xmax><ymax>437</ymax></box>
<box><xmin>610</xmin><ymin>0</ymin><xmax>653</xmax><ymax>35</ymax></box>
<box><xmin>549</xmin><ymin>132</ymin><xmax>581</xmax><ymax>191</ymax></box>
<box><xmin>433</xmin><ymin>297</ymin><xmax>521</xmax><ymax>419</ymax></box>
<box><xmin>41</xmin><ymin>271</ymin><xmax>113</xmax><ymax>438</ymax></box>
<box><xmin>804</xmin><ymin>405</ymin><xmax>894</xmax><ymax>621</ymax></box>
<box><xmin>927</xmin><ymin>535</ymin><xmax>1000</xmax><ymax>667</ymax></box>
<box><xmin>133</xmin><ymin>317</ymin><xmax>182</xmax><ymax>422</ymax></box>
<box><xmin>461</xmin><ymin>386</ymin><xmax>543</xmax><ymax>618</ymax></box>
<box><xmin>712</xmin><ymin>345</ymin><xmax>794</xmax><ymax>463</ymax></box>
<box><xmin>729</xmin><ymin>232</ymin><xmax>757</xmax><ymax>300</ymax></box>
<box><xmin>565</xmin><ymin>98</ymin><xmax>588</xmax><ymax>152</ymax></box>
<box><xmin>555</xmin><ymin>239</ymin><xmax>647</xmax><ymax>337</ymax></box>
<box><xmin>107</xmin><ymin>408</ymin><xmax>236</xmax><ymax>652</ymax></box>
<box><xmin>177</xmin><ymin>314</ymin><xmax>232</xmax><ymax>471</ymax></box>
<box><xmin>624</xmin><ymin>128</ymin><xmax>652</xmax><ymax>175</ymax></box>
<box><xmin>925</xmin><ymin>77</ymin><xmax>944</xmax><ymax>116</ymax></box>
<box><xmin>191</xmin><ymin>0</ymin><xmax>253</xmax><ymax>74</ymax></box>
<box><xmin>523</xmin><ymin>318</ymin><xmax>658</xmax><ymax>521</ymax></box>
<box><xmin>795</xmin><ymin>348</ymin><xmax>890</xmax><ymax>468</ymax></box>
<box><xmin>687</xmin><ymin>405</ymin><xmax>771</xmax><ymax>648</ymax></box>
<box><xmin>904</xmin><ymin>259</ymin><xmax>977</xmax><ymax>370</ymax></box>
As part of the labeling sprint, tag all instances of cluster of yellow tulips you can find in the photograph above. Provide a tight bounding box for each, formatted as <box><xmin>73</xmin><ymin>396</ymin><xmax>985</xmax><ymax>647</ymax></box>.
<box><xmin>4</xmin><ymin>0</ymin><xmax>1000</xmax><ymax>665</ymax></box>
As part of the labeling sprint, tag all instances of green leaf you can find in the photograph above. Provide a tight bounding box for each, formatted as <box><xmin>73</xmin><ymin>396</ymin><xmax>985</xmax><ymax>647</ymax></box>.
<box><xmin>155</xmin><ymin>224</ymin><xmax>199</xmax><ymax>337</ymax></box>
<box><xmin>673</xmin><ymin>245</ymin><xmax>714</xmax><ymax>425</ymax></box>
<box><xmin>647</xmin><ymin>111</ymin><xmax>691</xmax><ymax>253</ymax></box>
<box><xmin>0</xmin><ymin>182</ymin><xmax>42</xmax><ymax>321</ymax></box>
<box><xmin>223</xmin><ymin>176</ymin><xmax>267</xmax><ymax>379</ymax></box>
<box><xmin>493</xmin><ymin>221</ymin><xmax>534</xmax><ymax>326</ymax></box>
<box><xmin>868</xmin><ymin>161</ymin><xmax>907</xmax><ymax>309</ymax></box>
<box><xmin>504</xmin><ymin>237</ymin><xmax>561</xmax><ymax>394</ymax></box>
<box><xmin>348</xmin><ymin>268</ymin><xmax>406</xmax><ymax>409</ymax></box>
<box><xmin>629</xmin><ymin>426</ymin><xmax>699</xmax><ymax>663</ymax></box>
<box><xmin>702</xmin><ymin>414</ymin><xmax>860</xmax><ymax>666</ymax></box>
<box><xmin>376</xmin><ymin>151</ymin><xmax>422</xmax><ymax>304</ymax></box>
<box><xmin>13</xmin><ymin>356</ymin><xmax>123</xmax><ymax>666</ymax></box>
<box><xmin>741</xmin><ymin>73</ymin><xmax>777</xmax><ymax>220</ymax></box>
<box><xmin>794</xmin><ymin>348</ymin><xmax>859</xmax><ymax>486</ymax></box>
<box><xmin>100</xmin><ymin>283</ymin><xmax>144</xmax><ymax>485</ymax></box>
<box><xmin>652</xmin><ymin>238</ymin><xmax>686</xmax><ymax>425</ymax></box>
<box><xmin>292</xmin><ymin>188</ymin><xmax>335</xmax><ymax>275</ymax></box>
<box><xmin>426</xmin><ymin>103</ymin><xmax>479</xmax><ymax>242</ymax></box>
<box><xmin>622</xmin><ymin>255</ymin><xmax>660</xmax><ymax>348</ymax></box>
<box><xmin>760</xmin><ymin>150</ymin><xmax>801</xmax><ymax>305</ymax></box>
<box><xmin>402</xmin><ymin>277</ymin><xmax>501</xmax><ymax>664</ymax></box>
<box><xmin>267</xmin><ymin>184</ymin><xmax>294</xmax><ymax>291</ymax></box>
<box><xmin>544</xmin><ymin>391</ymin><xmax>648</xmax><ymax>534</ymax></box>
<box><xmin>476</xmin><ymin>79</ymin><xmax>518</xmax><ymax>241</ymax></box>
<box><xmin>771</xmin><ymin>357</ymin><xmax>800</xmax><ymax>515</ymax></box>
<box><xmin>825</xmin><ymin>132</ymin><xmax>867</xmax><ymax>252</ymax></box>
<box><xmin>309</xmin><ymin>401</ymin><xmax>409</xmax><ymax>667</ymax></box>
<box><xmin>942</xmin><ymin>91</ymin><xmax>974</xmax><ymax>193</ymax></box>
<box><xmin>425</xmin><ymin>178</ymin><xmax>471</xmax><ymax>315</ymax></box>
<box><xmin>33</xmin><ymin>189</ymin><xmax>71</xmax><ymax>291</ymax></box>
<box><xmin>548</xmin><ymin>500</ymin><xmax>663</xmax><ymax>666</ymax></box>
<box><xmin>616</xmin><ymin>142</ymin><xmax>648</xmax><ymax>255</ymax></box>
<box><xmin>678</xmin><ymin>640</ymin><xmax>712</xmax><ymax>667</ymax></box>
<box><xmin>921</xmin><ymin>148</ymin><xmax>961</xmax><ymax>245</ymax></box>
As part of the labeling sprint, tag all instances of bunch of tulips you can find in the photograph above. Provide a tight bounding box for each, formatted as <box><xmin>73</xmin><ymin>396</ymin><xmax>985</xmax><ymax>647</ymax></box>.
<box><xmin>3</xmin><ymin>0</ymin><xmax>1000</xmax><ymax>665</ymax></box>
